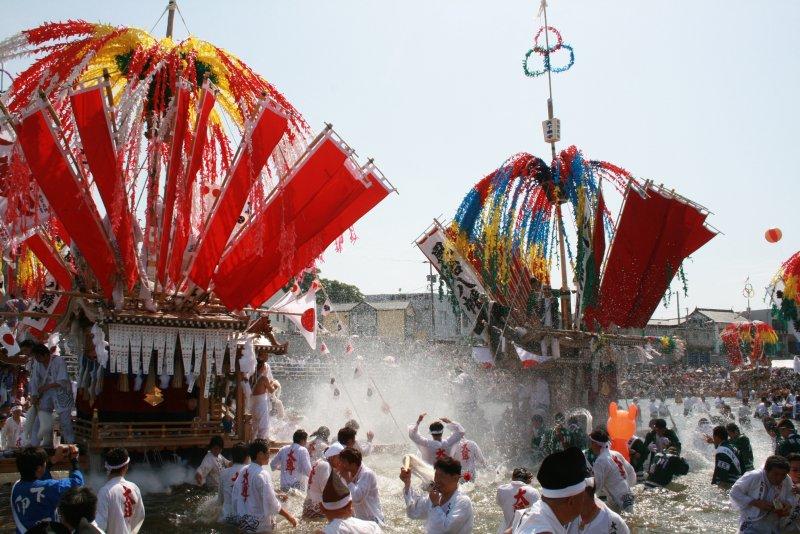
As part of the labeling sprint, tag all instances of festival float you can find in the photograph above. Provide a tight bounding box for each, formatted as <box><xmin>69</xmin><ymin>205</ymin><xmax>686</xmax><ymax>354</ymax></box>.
<box><xmin>416</xmin><ymin>4</ymin><xmax>717</xmax><ymax>417</ymax></box>
<box><xmin>0</xmin><ymin>2</ymin><xmax>394</xmax><ymax>463</ymax></box>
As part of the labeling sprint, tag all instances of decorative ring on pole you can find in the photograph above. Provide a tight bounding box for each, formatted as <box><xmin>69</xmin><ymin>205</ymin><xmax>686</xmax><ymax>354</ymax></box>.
<box><xmin>523</xmin><ymin>26</ymin><xmax>575</xmax><ymax>78</ymax></box>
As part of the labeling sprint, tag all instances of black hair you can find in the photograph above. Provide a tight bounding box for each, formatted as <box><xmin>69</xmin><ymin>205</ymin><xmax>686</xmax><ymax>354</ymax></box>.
<box><xmin>429</xmin><ymin>421</ymin><xmax>444</xmax><ymax>434</ymax></box>
<box><xmin>512</xmin><ymin>467</ymin><xmax>533</xmax><ymax>483</ymax></box>
<box><xmin>31</xmin><ymin>343</ymin><xmax>50</xmax><ymax>357</ymax></box>
<box><xmin>434</xmin><ymin>456</ymin><xmax>462</xmax><ymax>476</ymax></box>
<box><xmin>339</xmin><ymin>447</ymin><xmax>363</xmax><ymax>467</ymax></box>
<box><xmin>19</xmin><ymin>339</ymin><xmax>35</xmax><ymax>349</ymax></box>
<box><xmin>337</xmin><ymin>427</ymin><xmax>357</xmax><ymax>446</ymax></box>
<box><xmin>58</xmin><ymin>486</ymin><xmax>98</xmax><ymax>528</ymax></box>
<box><xmin>589</xmin><ymin>429</ymin><xmax>609</xmax><ymax>443</ymax></box>
<box><xmin>249</xmin><ymin>438</ymin><xmax>270</xmax><ymax>459</ymax></box>
<box><xmin>778</xmin><ymin>419</ymin><xmax>795</xmax><ymax>430</ymax></box>
<box><xmin>209</xmin><ymin>435</ymin><xmax>225</xmax><ymax>449</ymax></box>
<box><xmin>787</xmin><ymin>453</ymin><xmax>800</xmax><ymax>465</ymax></box>
<box><xmin>293</xmin><ymin>429</ymin><xmax>308</xmax><ymax>444</ymax></box>
<box><xmin>712</xmin><ymin>425</ymin><xmax>728</xmax><ymax>441</ymax></box>
<box><xmin>230</xmin><ymin>442</ymin><xmax>249</xmax><ymax>464</ymax></box>
<box><xmin>654</xmin><ymin>419</ymin><xmax>667</xmax><ymax>430</ymax></box>
<box><xmin>26</xmin><ymin>523</ymin><xmax>70</xmax><ymax>534</ymax></box>
<box><xmin>105</xmin><ymin>448</ymin><xmax>130</xmax><ymax>475</ymax></box>
<box><xmin>765</xmin><ymin>455</ymin><xmax>790</xmax><ymax>472</ymax></box>
<box><xmin>16</xmin><ymin>446</ymin><xmax>48</xmax><ymax>481</ymax></box>
<box><xmin>725</xmin><ymin>423</ymin><xmax>740</xmax><ymax>434</ymax></box>
<box><xmin>345</xmin><ymin>419</ymin><xmax>360</xmax><ymax>431</ymax></box>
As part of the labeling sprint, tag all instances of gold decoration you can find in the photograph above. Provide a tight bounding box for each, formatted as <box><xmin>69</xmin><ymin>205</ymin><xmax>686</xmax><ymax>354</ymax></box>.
<box><xmin>144</xmin><ymin>386</ymin><xmax>164</xmax><ymax>407</ymax></box>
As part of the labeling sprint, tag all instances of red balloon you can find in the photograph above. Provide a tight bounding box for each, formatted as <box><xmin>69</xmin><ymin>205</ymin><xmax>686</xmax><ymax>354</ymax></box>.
<box><xmin>765</xmin><ymin>228</ymin><xmax>782</xmax><ymax>243</ymax></box>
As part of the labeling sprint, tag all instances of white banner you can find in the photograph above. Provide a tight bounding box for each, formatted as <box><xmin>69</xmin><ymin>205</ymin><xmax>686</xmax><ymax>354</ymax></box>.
<box><xmin>416</xmin><ymin>224</ymin><xmax>487</xmax><ymax>324</ymax></box>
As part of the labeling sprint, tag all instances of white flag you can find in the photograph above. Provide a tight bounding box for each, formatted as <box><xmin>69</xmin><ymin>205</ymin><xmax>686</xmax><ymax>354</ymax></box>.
<box><xmin>322</xmin><ymin>298</ymin><xmax>332</xmax><ymax>317</ymax></box>
<box><xmin>273</xmin><ymin>288</ymin><xmax>318</xmax><ymax>349</ymax></box>
<box><xmin>514</xmin><ymin>343</ymin><xmax>550</xmax><ymax>368</ymax></box>
<box><xmin>471</xmin><ymin>346</ymin><xmax>494</xmax><ymax>369</ymax></box>
<box><xmin>0</xmin><ymin>323</ymin><xmax>20</xmax><ymax>355</ymax></box>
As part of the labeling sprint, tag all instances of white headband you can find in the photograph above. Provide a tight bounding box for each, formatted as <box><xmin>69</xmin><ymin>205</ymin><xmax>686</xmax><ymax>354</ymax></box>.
<box><xmin>322</xmin><ymin>494</ymin><xmax>351</xmax><ymax>510</ymax></box>
<box><xmin>105</xmin><ymin>458</ymin><xmax>130</xmax><ymax>471</ymax></box>
<box><xmin>589</xmin><ymin>436</ymin><xmax>609</xmax><ymax>447</ymax></box>
<box><xmin>540</xmin><ymin>480</ymin><xmax>587</xmax><ymax>498</ymax></box>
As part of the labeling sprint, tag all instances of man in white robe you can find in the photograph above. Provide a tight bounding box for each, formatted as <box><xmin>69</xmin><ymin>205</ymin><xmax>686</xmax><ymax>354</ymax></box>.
<box><xmin>232</xmin><ymin>438</ymin><xmax>298</xmax><ymax>532</ymax></box>
<box><xmin>566</xmin><ymin>479</ymin><xmax>629</xmax><ymax>534</ymax></box>
<box><xmin>320</xmin><ymin>471</ymin><xmax>382</xmax><ymax>533</ymax></box>
<box><xmin>511</xmin><ymin>447</ymin><xmax>587</xmax><ymax>534</ymax></box>
<box><xmin>401</xmin><ymin>455</ymin><xmax>473</xmax><ymax>533</ymax></box>
<box><xmin>308</xmin><ymin>426</ymin><xmax>331</xmax><ymax>462</ymax></box>
<box><xmin>496</xmin><ymin>468</ymin><xmax>540</xmax><ymax>534</ymax></box>
<box><xmin>730</xmin><ymin>455</ymin><xmax>793</xmax><ymax>534</ymax></box>
<box><xmin>28</xmin><ymin>343</ymin><xmax>74</xmax><ymax>446</ymax></box>
<box><xmin>408</xmin><ymin>413</ymin><xmax>465</xmax><ymax>466</ymax></box>
<box><xmin>339</xmin><ymin>446</ymin><xmax>384</xmax><ymax>525</ymax></box>
<box><xmin>250</xmin><ymin>361</ymin><xmax>277</xmax><ymax>441</ymax></box>
<box><xmin>196</xmin><ymin>435</ymin><xmax>231</xmax><ymax>488</ymax></box>
<box><xmin>1</xmin><ymin>405</ymin><xmax>26</xmax><ymax>449</ymax></box>
<box><xmin>95</xmin><ymin>448</ymin><xmax>145</xmax><ymax>534</ymax></box>
<box><xmin>304</xmin><ymin>442</ymin><xmax>343</xmax><ymax>519</ymax></box>
<box><xmin>219</xmin><ymin>442</ymin><xmax>250</xmax><ymax>524</ymax></box>
<box><xmin>270</xmin><ymin>429</ymin><xmax>312</xmax><ymax>491</ymax></box>
<box><xmin>585</xmin><ymin>430</ymin><xmax>634</xmax><ymax>513</ymax></box>
<box><xmin>450</xmin><ymin>436</ymin><xmax>487</xmax><ymax>483</ymax></box>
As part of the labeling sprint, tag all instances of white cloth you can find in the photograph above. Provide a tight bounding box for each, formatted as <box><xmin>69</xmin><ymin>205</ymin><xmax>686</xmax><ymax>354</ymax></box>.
<box><xmin>1</xmin><ymin>416</ymin><xmax>26</xmax><ymax>449</ymax></box>
<box><xmin>512</xmin><ymin>500</ymin><xmax>569</xmax><ymax>534</ymax></box>
<box><xmin>308</xmin><ymin>436</ymin><xmax>329</xmax><ymax>462</ymax></box>
<box><xmin>730</xmin><ymin>468</ymin><xmax>794</xmax><ymax>532</ymax></box>
<box><xmin>270</xmin><ymin>443</ymin><xmax>312</xmax><ymax>491</ymax></box>
<box><xmin>307</xmin><ymin>459</ymin><xmax>332</xmax><ymax>506</ymax></box>
<box><xmin>609</xmin><ymin>450</ymin><xmax>637</xmax><ymax>488</ymax></box>
<box><xmin>232</xmin><ymin>463</ymin><xmax>282</xmax><ymax>533</ymax></box>
<box><xmin>404</xmin><ymin>486</ymin><xmax>473</xmax><ymax>533</ymax></box>
<box><xmin>219</xmin><ymin>462</ymin><xmax>247</xmax><ymax>522</ymax></box>
<box><xmin>450</xmin><ymin>439</ymin><xmax>487</xmax><ymax>483</ymax></box>
<box><xmin>566</xmin><ymin>500</ymin><xmax>630</xmax><ymax>534</ymax></box>
<box><xmin>408</xmin><ymin>421</ymin><xmax>465</xmax><ymax>466</ymax></box>
<box><xmin>496</xmin><ymin>481</ymin><xmax>540</xmax><ymax>534</ymax></box>
<box><xmin>347</xmin><ymin>464</ymin><xmax>384</xmax><ymax>524</ymax></box>
<box><xmin>95</xmin><ymin>476</ymin><xmax>145</xmax><ymax>534</ymax></box>
<box><xmin>357</xmin><ymin>438</ymin><xmax>374</xmax><ymax>458</ymax></box>
<box><xmin>196</xmin><ymin>451</ymin><xmax>229</xmax><ymax>488</ymax></box>
<box><xmin>30</xmin><ymin>355</ymin><xmax>73</xmax><ymax>411</ymax></box>
<box><xmin>251</xmin><ymin>393</ymin><xmax>271</xmax><ymax>440</ymax></box>
<box><xmin>323</xmin><ymin>517</ymin><xmax>383</xmax><ymax>533</ymax></box>
<box><xmin>588</xmin><ymin>449</ymin><xmax>633</xmax><ymax>513</ymax></box>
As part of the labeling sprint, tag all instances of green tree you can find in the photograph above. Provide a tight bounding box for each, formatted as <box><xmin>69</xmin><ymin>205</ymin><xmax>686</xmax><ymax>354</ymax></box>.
<box><xmin>319</xmin><ymin>277</ymin><xmax>364</xmax><ymax>303</ymax></box>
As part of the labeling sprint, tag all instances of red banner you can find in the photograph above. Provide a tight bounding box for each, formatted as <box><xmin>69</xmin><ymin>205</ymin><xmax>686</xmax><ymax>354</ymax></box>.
<box><xmin>70</xmin><ymin>86</ymin><xmax>138</xmax><ymax>291</ymax></box>
<box><xmin>156</xmin><ymin>84</ymin><xmax>190</xmax><ymax>289</ymax></box>
<box><xmin>187</xmin><ymin>100</ymin><xmax>288</xmax><ymax>289</ymax></box>
<box><xmin>23</xmin><ymin>232</ymin><xmax>73</xmax><ymax>291</ymax></box>
<box><xmin>16</xmin><ymin>109</ymin><xmax>118</xmax><ymax>298</ymax></box>
<box><xmin>168</xmin><ymin>87</ymin><xmax>216</xmax><ymax>286</ymax></box>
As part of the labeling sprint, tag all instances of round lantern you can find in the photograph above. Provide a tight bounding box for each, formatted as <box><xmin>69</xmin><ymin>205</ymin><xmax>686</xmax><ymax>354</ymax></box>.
<box><xmin>765</xmin><ymin>228</ymin><xmax>782</xmax><ymax>243</ymax></box>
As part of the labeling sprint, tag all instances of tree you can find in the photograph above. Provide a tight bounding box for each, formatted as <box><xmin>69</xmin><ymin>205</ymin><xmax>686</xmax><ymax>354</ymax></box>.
<box><xmin>319</xmin><ymin>277</ymin><xmax>363</xmax><ymax>304</ymax></box>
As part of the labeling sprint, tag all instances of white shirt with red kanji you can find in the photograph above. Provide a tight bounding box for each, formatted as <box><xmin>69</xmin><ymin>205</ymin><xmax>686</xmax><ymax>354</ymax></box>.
<box><xmin>496</xmin><ymin>480</ymin><xmax>540</xmax><ymax>534</ymax></box>
<box><xmin>408</xmin><ymin>421</ymin><xmax>465</xmax><ymax>466</ymax></box>
<box><xmin>270</xmin><ymin>442</ymin><xmax>312</xmax><ymax>491</ymax></box>
<box><xmin>219</xmin><ymin>462</ymin><xmax>248</xmax><ymax>522</ymax></box>
<box><xmin>96</xmin><ymin>475</ymin><xmax>145</xmax><ymax>534</ymax></box>
<box><xmin>307</xmin><ymin>458</ymin><xmax>332</xmax><ymax>507</ymax></box>
<box><xmin>450</xmin><ymin>438</ymin><xmax>487</xmax><ymax>483</ymax></box>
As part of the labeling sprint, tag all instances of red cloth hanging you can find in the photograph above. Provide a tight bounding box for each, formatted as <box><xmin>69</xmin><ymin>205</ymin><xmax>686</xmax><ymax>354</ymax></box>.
<box><xmin>70</xmin><ymin>86</ymin><xmax>138</xmax><ymax>291</ymax></box>
<box><xmin>16</xmin><ymin>108</ymin><xmax>118</xmax><ymax>298</ymax></box>
<box><xmin>156</xmin><ymin>85</ymin><xmax>191</xmax><ymax>289</ymax></box>
<box><xmin>168</xmin><ymin>87</ymin><xmax>216</xmax><ymax>286</ymax></box>
<box><xmin>187</xmin><ymin>100</ymin><xmax>288</xmax><ymax>289</ymax></box>
<box><xmin>22</xmin><ymin>233</ymin><xmax>73</xmax><ymax>290</ymax></box>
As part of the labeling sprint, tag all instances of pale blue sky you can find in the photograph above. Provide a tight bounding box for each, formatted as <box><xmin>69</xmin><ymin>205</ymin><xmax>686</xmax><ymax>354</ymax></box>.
<box><xmin>4</xmin><ymin>1</ymin><xmax>799</xmax><ymax>318</ymax></box>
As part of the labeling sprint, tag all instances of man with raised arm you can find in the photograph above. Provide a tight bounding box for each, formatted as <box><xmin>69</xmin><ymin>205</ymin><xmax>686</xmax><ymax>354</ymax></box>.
<box><xmin>408</xmin><ymin>413</ymin><xmax>465</xmax><ymax>466</ymax></box>
<box><xmin>400</xmin><ymin>456</ymin><xmax>473</xmax><ymax>533</ymax></box>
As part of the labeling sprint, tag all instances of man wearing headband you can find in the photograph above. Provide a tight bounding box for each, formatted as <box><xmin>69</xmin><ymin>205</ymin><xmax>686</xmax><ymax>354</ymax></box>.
<box><xmin>11</xmin><ymin>445</ymin><xmax>83</xmax><ymax>533</ymax></box>
<box><xmin>566</xmin><ymin>478</ymin><xmax>629</xmax><ymax>534</ymax></box>
<box><xmin>320</xmin><ymin>472</ymin><xmax>382</xmax><ymax>533</ymax></box>
<box><xmin>232</xmin><ymin>438</ymin><xmax>298</xmax><ymax>531</ymax></box>
<box><xmin>303</xmin><ymin>442</ymin><xmax>343</xmax><ymax>520</ymax></box>
<box><xmin>777</xmin><ymin>419</ymin><xmax>800</xmax><ymax>458</ymax></box>
<box><xmin>219</xmin><ymin>442</ymin><xmax>250</xmax><ymax>524</ymax></box>
<box><xmin>496</xmin><ymin>467</ymin><xmax>539</xmax><ymax>534</ymax></box>
<box><xmin>730</xmin><ymin>455</ymin><xmax>793</xmax><ymax>533</ymax></box>
<box><xmin>95</xmin><ymin>448</ymin><xmax>144</xmax><ymax>534</ymax></box>
<box><xmin>584</xmin><ymin>429</ymin><xmax>634</xmax><ymax>513</ymax></box>
<box><xmin>401</xmin><ymin>456</ymin><xmax>474</xmax><ymax>533</ymax></box>
<box><xmin>408</xmin><ymin>413</ymin><xmax>464</xmax><ymax>466</ymax></box>
<box><xmin>711</xmin><ymin>425</ymin><xmax>742</xmax><ymax>488</ymax></box>
<box><xmin>510</xmin><ymin>448</ymin><xmax>587</xmax><ymax>534</ymax></box>
<box><xmin>2</xmin><ymin>404</ymin><xmax>26</xmax><ymax>449</ymax></box>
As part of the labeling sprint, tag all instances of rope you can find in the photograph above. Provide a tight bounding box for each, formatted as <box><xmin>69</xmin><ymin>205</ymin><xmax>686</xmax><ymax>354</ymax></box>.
<box><xmin>175</xmin><ymin>2</ymin><xmax>191</xmax><ymax>35</ymax></box>
<box><xmin>148</xmin><ymin>5</ymin><xmax>170</xmax><ymax>35</ymax></box>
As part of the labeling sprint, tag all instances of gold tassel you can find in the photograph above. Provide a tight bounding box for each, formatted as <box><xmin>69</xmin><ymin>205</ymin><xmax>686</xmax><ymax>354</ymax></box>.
<box><xmin>117</xmin><ymin>372</ymin><xmax>129</xmax><ymax>392</ymax></box>
<box><xmin>173</xmin><ymin>352</ymin><xmax>184</xmax><ymax>389</ymax></box>
<box><xmin>144</xmin><ymin>354</ymin><xmax>156</xmax><ymax>392</ymax></box>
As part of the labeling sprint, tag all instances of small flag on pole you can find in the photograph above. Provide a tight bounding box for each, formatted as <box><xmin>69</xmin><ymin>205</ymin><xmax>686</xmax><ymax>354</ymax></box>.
<box><xmin>471</xmin><ymin>346</ymin><xmax>494</xmax><ymax>369</ymax></box>
<box><xmin>345</xmin><ymin>339</ymin><xmax>355</xmax><ymax>354</ymax></box>
<box><xmin>515</xmin><ymin>343</ymin><xmax>550</xmax><ymax>368</ymax></box>
<box><xmin>0</xmin><ymin>324</ymin><xmax>20</xmax><ymax>356</ymax></box>
<box><xmin>322</xmin><ymin>298</ymin><xmax>332</xmax><ymax>317</ymax></box>
<box><xmin>320</xmin><ymin>342</ymin><xmax>330</xmax><ymax>355</ymax></box>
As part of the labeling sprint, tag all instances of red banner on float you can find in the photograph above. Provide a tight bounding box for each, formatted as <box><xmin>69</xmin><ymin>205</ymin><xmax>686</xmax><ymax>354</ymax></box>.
<box><xmin>156</xmin><ymin>84</ymin><xmax>190</xmax><ymax>289</ymax></box>
<box><xmin>187</xmin><ymin>99</ymin><xmax>288</xmax><ymax>289</ymax></box>
<box><xmin>23</xmin><ymin>232</ymin><xmax>73</xmax><ymax>291</ymax></box>
<box><xmin>16</xmin><ymin>108</ymin><xmax>118</xmax><ymax>298</ymax></box>
<box><xmin>168</xmin><ymin>86</ymin><xmax>216</xmax><ymax>286</ymax></box>
<box><xmin>70</xmin><ymin>86</ymin><xmax>138</xmax><ymax>291</ymax></box>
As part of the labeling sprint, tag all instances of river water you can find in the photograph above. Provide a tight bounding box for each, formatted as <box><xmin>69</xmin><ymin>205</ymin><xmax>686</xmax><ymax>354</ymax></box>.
<box><xmin>0</xmin><ymin>397</ymin><xmax>778</xmax><ymax>533</ymax></box>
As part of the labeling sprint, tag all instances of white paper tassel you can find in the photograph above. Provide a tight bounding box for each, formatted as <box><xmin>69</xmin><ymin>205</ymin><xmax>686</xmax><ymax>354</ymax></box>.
<box><xmin>91</xmin><ymin>324</ymin><xmax>109</xmax><ymax>369</ymax></box>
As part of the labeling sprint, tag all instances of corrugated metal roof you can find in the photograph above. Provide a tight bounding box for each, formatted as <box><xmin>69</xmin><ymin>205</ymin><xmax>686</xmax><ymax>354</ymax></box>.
<box><xmin>647</xmin><ymin>318</ymin><xmax>682</xmax><ymax>326</ymax></box>
<box><xmin>367</xmin><ymin>301</ymin><xmax>411</xmax><ymax>311</ymax></box>
<box><xmin>693</xmin><ymin>308</ymin><xmax>748</xmax><ymax>324</ymax></box>
<box><xmin>327</xmin><ymin>302</ymin><xmax>359</xmax><ymax>312</ymax></box>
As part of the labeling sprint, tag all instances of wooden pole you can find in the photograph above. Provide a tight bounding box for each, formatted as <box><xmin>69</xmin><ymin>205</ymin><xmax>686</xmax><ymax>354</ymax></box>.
<box><xmin>166</xmin><ymin>1</ymin><xmax>177</xmax><ymax>39</ymax></box>
<box><xmin>555</xmin><ymin>203</ymin><xmax>572</xmax><ymax>328</ymax></box>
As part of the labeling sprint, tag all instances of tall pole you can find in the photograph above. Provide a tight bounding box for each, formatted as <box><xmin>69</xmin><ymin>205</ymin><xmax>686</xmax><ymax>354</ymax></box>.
<box><xmin>428</xmin><ymin>261</ymin><xmax>437</xmax><ymax>340</ymax></box>
<box><xmin>676</xmin><ymin>290</ymin><xmax>680</xmax><ymax>324</ymax></box>
<box><xmin>166</xmin><ymin>0</ymin><xmax>177</xmax><ymax>39</ymax></box>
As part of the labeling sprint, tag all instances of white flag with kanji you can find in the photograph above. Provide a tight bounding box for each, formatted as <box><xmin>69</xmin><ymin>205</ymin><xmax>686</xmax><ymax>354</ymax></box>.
<box><xmin>273</xmin><ymin>288</ymin><xmax>317</xmax><ymax>349</ymax></box>
<box><xmin>515</xmin><ymin>343</ymin><xmax>549</xmax><ymax>368</ymax></box>
<box><xmin>0</xmin><ymin>323</ymin><xmax>20</xmax><ymax>355</ymax></box>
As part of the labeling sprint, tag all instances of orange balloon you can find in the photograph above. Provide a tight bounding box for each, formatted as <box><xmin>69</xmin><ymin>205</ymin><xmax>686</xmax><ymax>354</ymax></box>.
<box><xmin>607</xmin><ymin>402</ymin><xmax>637</xmax><ymax>461</ymax></box>
<box><xmin>765</xmin><ymin>228</ymin><xmax>782</xmax><ymax>243</ymax></box>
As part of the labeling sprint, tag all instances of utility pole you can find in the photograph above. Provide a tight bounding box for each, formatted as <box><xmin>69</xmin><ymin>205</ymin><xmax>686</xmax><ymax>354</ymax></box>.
<box><xmin>166</xmin><ymin>0</ymin><xmax>177</xmax><ymax>39</ymax></box>
<box><xmin>427</xmin><ymin>261</ymin><xmax>437</xmax><ymax>340</ymax></box>
<box><xmin>676</xmin><ymin>290</ymin><xmax>681</xmax><ymax>324</ymax></box>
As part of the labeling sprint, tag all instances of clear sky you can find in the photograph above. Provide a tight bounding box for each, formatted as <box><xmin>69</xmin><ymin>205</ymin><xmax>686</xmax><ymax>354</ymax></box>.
<box><xmin>4</xmin><ymin>1</ymin><xmax>799</xmax><ymax>319</ymax></box>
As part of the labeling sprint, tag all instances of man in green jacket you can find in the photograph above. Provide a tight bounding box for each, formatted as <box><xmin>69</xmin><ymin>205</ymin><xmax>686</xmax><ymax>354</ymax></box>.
<box><xmin>726</xmin><ymin>422</ymin><xmax>754</xmax><ymax>472</ymax></box>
